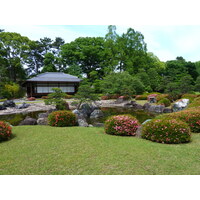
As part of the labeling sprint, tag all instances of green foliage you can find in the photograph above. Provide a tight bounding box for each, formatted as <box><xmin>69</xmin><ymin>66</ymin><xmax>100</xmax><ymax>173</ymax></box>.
<box><xmin>48</xmin><ymin>110</ymin><xmax>76</xmax><ymax>127</ymax></box>
<box><xmin>44</xmin><ymin>88</ymin><xmax>67</xmax><ymax>110</ymax></box>
<box><xmin>179</xmin><ymin>75</ymin><xmax>194</xmax><ymax>94</ymax></box>
<box><xmin>42</xmin><ymin>52</ymin><xmax>57</xmax><ymax>72</ymax></box>
<box><xmin>0</xmin><ymin>121</ymin><xmax>12</xmax><ymax>141</ymax></box>
<box><xmin>165</xmin><ymin>82</ymin><xmax>181</xmax><ymax>101</ymax></box>
<box><xmin>157</xmin><ymin>98</ymin><xmax>171</xmax><ymax>107</ymax></box>
<box><xmin>195</xmin><ymin>76</ymin><xmax>200</xmax><ymax>92</ymax></box>
<box><xmin>188</xmin><ymin>97</ymin><xmax>200</xmax><ymax>108</ymax></box>
<box><xmin>104</xmin><ymin>114</ymin><xmax>140</xmax><ymax>136</ymax></box>
<box><xmin>74</xmin><ymin>84</ymin><xmax>99</xmax><ymax>109</ymax></box>
<box><xmin>101</xmin><ymin>72</ymin><xmax>145</xmax><ymax>96</ymax></box>
<box><xmin>1</xmin><ymin>82</ymin><xmax>24</xmax><ymax>99</ymax></box>
<box><xmin>141</xmin><ymin>118</ymin><xmax>191</xmax><ymax>144</ymax></box>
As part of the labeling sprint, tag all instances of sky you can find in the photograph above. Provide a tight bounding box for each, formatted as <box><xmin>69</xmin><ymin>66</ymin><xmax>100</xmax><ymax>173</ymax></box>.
<box><xmin>1</xmin><ymin>25</ymin><xmax>200</xmax><ymax>62</ymax></box>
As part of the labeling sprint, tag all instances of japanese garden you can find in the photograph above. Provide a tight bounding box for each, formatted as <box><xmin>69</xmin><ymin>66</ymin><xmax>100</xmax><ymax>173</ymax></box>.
<box><xmin>0</xmin><ymin>26</ymin><xmax>200</xmax><ymax>175</ymax></box>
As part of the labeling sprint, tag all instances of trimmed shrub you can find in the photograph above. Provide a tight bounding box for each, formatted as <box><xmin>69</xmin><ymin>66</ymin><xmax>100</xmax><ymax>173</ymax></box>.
<box><xmin>65</xmin><ymin>94</ymin><xmax>73</xmax><ymax>99</ymax></box>
<box><xmin>188</xmin><ymin>97</ymin><xmax>200</xmax><ymax>108</ymax></box>
<box><xmin>135</xmin><ymin>95</ymin><xmax>147</xmax><ymax>100</ymax></box>
<box><xmin>141</xmin><ymin>118</ymin><xmax>191</xmax><ymax>144</ymax></box>
<box><xmin>104</xmin><ymin>114</ymin><xmax>140</xmax><ymax>136</ymax></box>
<box><xmin>157</xmin><ymin>98</ymin><xmax>171</xmax><ymax>107</ymax></box>
<box><xmin>55</xmin><ymin>100</ymin><xmax>70</xmax><ymax>110</ymax></box>
<box><xmin>0</xmin><ymin>121</ymin><xmax>12</xmax><ymax>141</ymax></box>
<box><xmin>48</xmin><ymin>110</ymin><xmax>76</xmax><ymax>127</ymax></box>
<box><xmin>157</xmin><ymin>108</ymin><xmax>200</xmax><ymax>133</ymax></box>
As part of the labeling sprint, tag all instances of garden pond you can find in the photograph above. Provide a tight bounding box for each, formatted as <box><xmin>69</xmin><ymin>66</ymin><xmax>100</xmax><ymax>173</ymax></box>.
<box><xmin>0</xmin><ymin>107</ymin><xmax>158</xmax><ymax>126</ymax></box>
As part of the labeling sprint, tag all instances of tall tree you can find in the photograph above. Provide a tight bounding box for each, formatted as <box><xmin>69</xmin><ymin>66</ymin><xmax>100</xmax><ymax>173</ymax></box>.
<box><xmin>0</xmin><ymin>32</ymin><xmax>30</xmax><ymax>82</ymax></box>
<box><xmin>61</xmin><ymin>37</ymin><xmax>107</xmax><ymax>80</ymax></box>
<box><xmin>42</xmin><ymin>52</ymin><xmax>57</xmax><ymax>72</ymax></box>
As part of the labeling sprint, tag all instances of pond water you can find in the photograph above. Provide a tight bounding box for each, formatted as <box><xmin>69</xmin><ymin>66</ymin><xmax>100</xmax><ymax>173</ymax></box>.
<box><xmin>0</xmin><ymin>111</ymin><xmax>46</xmax><ymax>126</ymax></box>
<box><xmin>0</xmin><ymin>107</ymin><xmax>158</xmax><ymax>126</ymax></box>
<box><xmin>88</xmin><ymin>107</ymin><xmax>158</xmax><ymax>125</ymax></box>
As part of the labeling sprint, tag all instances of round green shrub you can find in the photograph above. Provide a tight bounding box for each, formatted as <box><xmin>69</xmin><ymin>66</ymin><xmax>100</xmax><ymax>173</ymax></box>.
<box><xmin>104</xmin><ymin>114</ymin><xmax>140</xmax><ymax>136</ymax></box>
<box><xmin>56</xmin><ymin>100</ymin><xmax>70</xmax><ymax>110</ymax></box>
<box><xmin>157</xmin><ymin>98</ymin><xmax>171</xmax><ymax>107</ymax></box>
<box><xmin>48</xmin><ymin>111</ymin><xmax>77</xmax><ymax>127</ymax></box>
<box><xmin>135</xmin><ymin>95</ymin><xmax>147</xmax><ymax>100</ymax></box>
<box><xmin>141</xmin><ymin>118</ymin><xmax>191</xmax><ymax>144</ymax></box>
<box><xmin>158</xmin><ymin>108</ymin><xmax>200</xmax><ymax>133</ymax></box>
<box><xmin>0</xmin><ymin>121</ymin><xmax>12</xmax><ymax>141</ymax></box>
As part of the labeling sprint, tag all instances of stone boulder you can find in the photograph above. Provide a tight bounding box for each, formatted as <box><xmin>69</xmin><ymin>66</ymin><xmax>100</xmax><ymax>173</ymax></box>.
<box><xmin>90</xmin><ymin>109</ymin><xmax>104</xmax><ymax>119</ymax></box>
<box><xmin>0</xmin><ymin>105</ymin><xmax>6</xmax><ymax>110</ymax></box>
<box><xmin>80</xmin><ymin>103</ymin><xmax>94</xmax><ymax>117</ymax></box>
<box><xmin>38</xmin><ymin>112</ymin><xmax>49</xmax><ymax>118</ymax></box>
<box><xmin>37</xmin><ymin>117</ymin><xmax>48</xmax><ymax>125</ymax></box>
<box><xmin>3</xmin><ymin>100</ymin><xmax>16</xmax><ymax>108</ymax></box>
<box><xmin>148</xmin><ymin>105</ymin><xmax>165</xmax><ymax>113</ymax></box>
<box><xmin>143</xmin><ymin>103</ymin><xmax>151</xmax><ymax>110</ymax></box>
<box><xmin>172</xmin><ymin>99</ymin><xmax>189</xmax><ymax>112</ymax></box>
<box><xmin>17</xmin><ymin>102</ymin><xmax>30</xmax><ymax>109</ymax></box>
<box><xmin>77</xmin><ymin>118</ymin><xmax>89</xmax><ymax>127</ymax></box>
<box><xmin>19</xmin><ymin>116</ymin><xmax>37</xmax><ymax>125</ymax></box>
<box><xmin>163</xmin><ymin>108</ymin><xmax>173</xmax><ymax>113</ymax></box>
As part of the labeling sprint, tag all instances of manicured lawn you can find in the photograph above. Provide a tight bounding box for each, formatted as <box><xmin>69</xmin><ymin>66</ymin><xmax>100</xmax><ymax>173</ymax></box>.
<box><xmin>0</xmin><ymin>126</ymin><xmax>200</xmax><ymax>175</ymax></box>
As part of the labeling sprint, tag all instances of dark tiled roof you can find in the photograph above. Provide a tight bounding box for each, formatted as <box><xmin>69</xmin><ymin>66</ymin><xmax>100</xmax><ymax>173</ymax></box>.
<box><xmin>27</xmin><ymin>72</ymin><xmax>81</xmax><ymax>82</ymax></box>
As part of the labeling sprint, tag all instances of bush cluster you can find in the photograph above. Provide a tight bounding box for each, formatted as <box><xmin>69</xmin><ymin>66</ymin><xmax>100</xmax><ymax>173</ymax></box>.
<box><xmin>141</xmin><ymin>118</ymin><xmax>191</xmax><ymax>144</ymax></box>
<box><xmin>104</xmin><ymin>114</ymin><xmax>140</xmax><ymax>136</ymax></box>
<box><xmin>157</xmin><ymin>98</ymin><xmax>171</xmax><ymax>107</ymax></box>
<box><xmin>135</xmin><ymin>95</ymin><xmax>147</xmax><ymax>100</ymax></box>
<box><xmin>187</xmin><ymin>97</ymin><xmax>200</xmax><ymax>108</ymax></box>
<box><xmin>181</xmin><ymin>94</ymin><xmax>199</xmax><ymax>102</ymax></box>
<box><xmin>157</xmin><ymin>108</ymin><xmax>200</xmax><ymax>133</ymax></box>
<box><xmin>0</xmin><ymin>121</ymin><xmax>12</xmax><ymax>141</ymax></box>
<box><xmin>65</xmin><ymin>94</ymin><xmax>73</xmax><ymax>99</ymax></box>
<box><xmin>48</xmin><ymin>111</ymin><xmax>77</xmax><ymax>127</ymax></box>
<box><xmin>55</xmin><ymin>100</ymin><xmax>70</xmax><ymax>110</ymax></box>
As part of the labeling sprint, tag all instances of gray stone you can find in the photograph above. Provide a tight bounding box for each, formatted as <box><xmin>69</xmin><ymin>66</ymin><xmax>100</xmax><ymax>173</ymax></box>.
<box><xmin>3</xmin><ymin>100</ymin><xmax>16</xmax><ymax>108</ymax></box>
<box><xmin>143</xmin><ymin>103</ymin><xmax>151</xmax><ymax>110</ymax></box>
<box><xmin>93</xmin><ymin>122</ymin><xmax>104</xmax><ymax>127</ymax></box>
<box><xmin>148</xmin><ymin>105</ymin><xmax>165</xmax><ymax>113</ymax></box>
<box><xmin>0</xmin><ymin>105</ymin><xmax>6</xmax><ymax>110</ymax></box>
<box><xmin>77</xmin><ymin>118</ymin><xmax>89</xmax><ymax>127</ymax></box>
<box><xmin>88</xmin><ymin>124</ymin><xmax>93</xmax><ymax>127</ymax></box>
<box><xmin>90</xmin><ymin>109</ymin><xmax>104</xmax><ymax>119</ymax></box>
<box><xmin>72</xmin><ymin>109</ymin><xmax>86</xmax><ymax>119</ymax></box>
<box><xmin>37</xmin><ymin>117</ymin><xmax>48</xmax><ymax>125</ymax></box>
<box><xmin>172</xmin><ymin>99</ymin><xmax>189</xmax><ymax>112</ymax></box>
<box><xmin>19</xmin><ymin>116</ymin><xmax>37</xmax><ymax>125</ymax></box>
<box><xmin>80</xmin><ymin>103</ymin><xmax>94</xmax><ymax>117</ymax></box>
<box><xmin>38</xmin><ymin>112</ymin><xmax>48</xmax><ymax>118</ymax></box>
<box><xmin>17</xmin><ymin>102</ymin><xmax>30</xmax><ymax>109</ymax></box>
<box><xmin>163</xmin><ymin>108</ymin><xmax>173</xmax><ymax>113</ymax></box>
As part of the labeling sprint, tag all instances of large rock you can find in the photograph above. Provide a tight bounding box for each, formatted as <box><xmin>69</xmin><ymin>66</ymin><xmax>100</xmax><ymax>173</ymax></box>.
<box><xmin>143</xmin><ymin>103</ymin><xmax>151</xmax><ymax>110</ymax></box>
<box><xmin>148</xmin><ymin>105</ymin><xmax>165</xmax><ymax>113</ymax></box>
<box><xmin>72</xmin><ymin>109</ymin><xmax>86</xmax><ymax>119</ymax></box>
<box><xmin>19</xmin><ymin>116</ymin><xmax>37</xmax><ymax>125</ymax></box>
<box><xmin>172</xmin><ymin>99</ymin><xmax>189</xmax><ymax>112</ymax></box>
<box><xmin>37</xmin><ymin>117</ymin><xmax>48</xmax><ymax>125</ymax></box>
<box><xmin>163</xmin><ymin>108</ymin><xmax>173</xmax><ymax>113</ymax></box>
<box><xmin>0</xmin><ymin>105</ymin><xmax>6</xmax><ymax>110</ymax></box>
<box><xmin>77</xmin><ymin>118</ymin><xmax>89</xmax><ymax>127</ymax></box>
<box><xmin>17</xmin><ymin>102</ymin><xmax>30</xmax><ymax>109</ymax></box>
<box><xmin>90</xmin><ymin>109</ymin><xmax>104</xmax><ymax>119</ymax></box>
<box><xmin>3</xmin><ymin>100</ymin><xmax>16</xmax><ymax>108</ymax></box>
<box><xmin>80</xmin><ymin>103</ymin><xmax>94</xmax><ymax>117</ymax></box>
<box><xmin>38</xmin><ymin>112</ymin><xmax>49</xmax><ymax>118</ymax></box>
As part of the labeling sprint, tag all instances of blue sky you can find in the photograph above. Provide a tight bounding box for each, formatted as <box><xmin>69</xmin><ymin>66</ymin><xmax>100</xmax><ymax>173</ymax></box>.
<box><xmin>1</xmin><ymin>25</ymin><xmax>200</xmax><ymax>62</ymax></box>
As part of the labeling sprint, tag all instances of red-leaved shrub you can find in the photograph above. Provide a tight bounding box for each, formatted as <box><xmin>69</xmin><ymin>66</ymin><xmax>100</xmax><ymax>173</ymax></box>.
<box><xmin>0</xmin><ymin>121</ymin><xmax>12</xmax><ymax>141</ymax></box>
<box><xmin>48</xmin><ymin>110</ymin><xmax>76</xmax><ymax>127</ymax></box>
<box><xmin>104</xmin><ymin>114</ymin><xmax>140</xmax><ymax>136</ymax></box>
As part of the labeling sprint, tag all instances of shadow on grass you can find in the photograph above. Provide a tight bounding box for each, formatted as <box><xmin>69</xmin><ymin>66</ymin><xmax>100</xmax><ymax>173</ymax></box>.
<box><xmin>0</xmin><ymin>134</ymin><xmax>16</xmax><ymax>143</ymax></box>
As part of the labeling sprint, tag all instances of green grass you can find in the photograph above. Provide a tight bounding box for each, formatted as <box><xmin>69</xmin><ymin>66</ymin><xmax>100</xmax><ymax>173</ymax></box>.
<box><xmin>0</xmin><ymin>126</ymin><xmax>200</xmax><ymax>175</ymax></box>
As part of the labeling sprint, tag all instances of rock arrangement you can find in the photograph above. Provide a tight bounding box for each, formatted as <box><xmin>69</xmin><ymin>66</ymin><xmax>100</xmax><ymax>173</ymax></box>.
<box><xmin>72</xmin><ymin>103</ymin><xmax>104</xmax><ymax>127</ymax></box>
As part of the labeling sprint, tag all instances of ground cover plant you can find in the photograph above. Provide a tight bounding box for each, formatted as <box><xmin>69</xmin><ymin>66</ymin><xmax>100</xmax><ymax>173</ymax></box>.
<box><xmin>0</xmin><ymin>125</ymin><xmax>200</xmax><ymax>175</ymax></box>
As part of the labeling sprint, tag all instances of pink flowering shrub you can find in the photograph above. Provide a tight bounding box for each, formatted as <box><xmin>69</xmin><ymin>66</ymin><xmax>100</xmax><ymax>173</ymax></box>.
<box><xmin>48</xmin><ymin>111</ymin><xmax>76</xmax><ymax>127</ymax></box>
<box><xmin>141</xmin><ymin>118</ymin><xmax>191</xmax><ymax>144</ymax></box>
<box><xmin>104</xmin><ymin>114</ymin><xmax>140</xmax><ymax>136</ymax></box>
<box><xmin>0</xmin><ymin>121</ymin><xmax>12</xmax><ymax>141</ymax></box>
<box><xmin>157</xmin><ymin>108</ymin><xmax>200</xmax><ymax>133</ymax></box>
